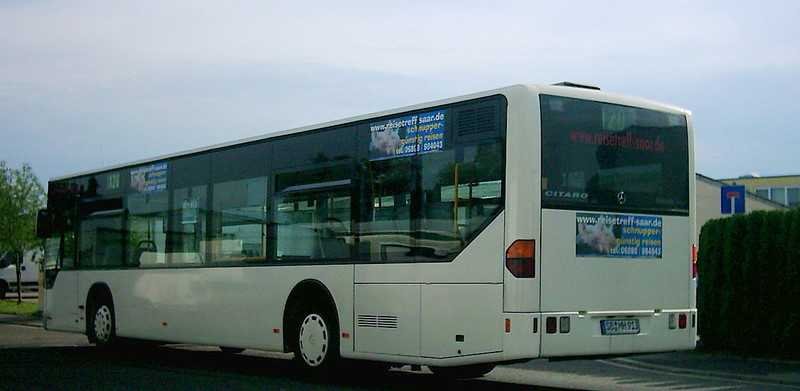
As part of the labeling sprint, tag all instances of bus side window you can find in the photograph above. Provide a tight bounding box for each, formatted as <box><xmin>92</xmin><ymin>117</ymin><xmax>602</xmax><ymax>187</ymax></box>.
<box><xmin>61</xmin><ymin>231</ymin><xmax>77</xmax><ymax>270</ymax></box>
<box><xmin>273</xmin><ymin>182</ymin><xmax>354</xmax><ymax>262</ymax></box>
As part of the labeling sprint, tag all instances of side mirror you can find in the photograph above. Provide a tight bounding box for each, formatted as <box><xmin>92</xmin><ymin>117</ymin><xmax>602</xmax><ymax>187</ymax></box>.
<box><xmin>36</xmin><ymin>209</ymin><xmax>52</xmax><ymax>239</ymax></box>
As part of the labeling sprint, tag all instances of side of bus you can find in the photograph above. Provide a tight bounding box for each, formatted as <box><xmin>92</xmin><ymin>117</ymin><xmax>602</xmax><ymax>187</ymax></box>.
<box><xmin>43</xmin><ymin>85</ymin><xmax>543</xmax><ymax>370</ymax></box>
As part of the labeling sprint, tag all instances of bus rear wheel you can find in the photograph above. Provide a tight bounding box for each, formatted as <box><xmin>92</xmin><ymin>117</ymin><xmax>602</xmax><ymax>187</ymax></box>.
<box><xmin>429</xmin><ymin>363</ymin><xmax>496</xmax><ymax>379</ymax></box>
<box><xmin>291</xmin><ymin>303</ymin><xmax>340</xmax><ymax>376</ymax></box>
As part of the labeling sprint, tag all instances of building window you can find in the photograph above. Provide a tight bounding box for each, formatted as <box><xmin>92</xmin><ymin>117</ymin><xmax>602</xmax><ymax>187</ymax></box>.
<box><xmin>788</xmin><ymin>188</ymin><xmax>800</xmax><ymax>207</ymax></box>
<box><xmin>756</xmin><ymin>186</ymin><xmax>800</xmax><ymax>207</ymax></box>
<box><xmin>771</xmin><ymin>187</ymin><xmax>787</xmax><ymax>205</ymax></box>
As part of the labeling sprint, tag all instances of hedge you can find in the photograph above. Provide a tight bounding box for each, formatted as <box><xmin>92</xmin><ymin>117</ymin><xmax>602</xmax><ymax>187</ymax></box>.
<box><xmin>698</xmin><ymin>209</ymin><xmax>800</xmax><ymax>356</ymax></box>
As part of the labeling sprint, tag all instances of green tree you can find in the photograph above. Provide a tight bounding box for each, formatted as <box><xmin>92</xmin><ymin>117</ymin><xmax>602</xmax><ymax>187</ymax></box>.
<box><xmin>698</xmin><ymin>219</ymin><xmax>719</xmax><ymax>348</ymax></box>
<box><xmin>0</xmin><ymin>161</ymin><xmax>45</xmax><ymax>303</ymax></box>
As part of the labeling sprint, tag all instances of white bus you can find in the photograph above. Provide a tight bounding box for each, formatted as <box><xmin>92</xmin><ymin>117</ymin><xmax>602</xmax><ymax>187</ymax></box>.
<box><xmin>37</xmin><ymin>83</ymin><xmax>696</xmax><ymax>378</ymax></box>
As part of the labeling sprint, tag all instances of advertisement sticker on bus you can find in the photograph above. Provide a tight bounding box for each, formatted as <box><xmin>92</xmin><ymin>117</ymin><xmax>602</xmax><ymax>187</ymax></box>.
<box><xmin>368</xmin><ymin>109</ymin><xmax>447</xmax><ymax>161</ymax></box>
<box><xmin>575</xmin><ymin>213</ymin><xmax>662</xmax><ymax>258</ymax></box>
<box><xmin>130</xmin><ymin>162</ymin><xmax>168</xmax><ymax>193</ymax></box>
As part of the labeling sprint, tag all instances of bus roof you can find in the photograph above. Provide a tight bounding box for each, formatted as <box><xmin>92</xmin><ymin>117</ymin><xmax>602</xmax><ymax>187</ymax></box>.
<box><xmin>51</xmin><ymin>83</ymin><xmax>690</xmax><ymax>182</ymax></box>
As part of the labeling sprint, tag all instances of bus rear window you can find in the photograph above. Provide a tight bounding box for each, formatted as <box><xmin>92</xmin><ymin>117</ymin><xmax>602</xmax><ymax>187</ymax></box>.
<box><xmin>540</xmin><ymin>95</ymin><xmax>689</xmax><ymax>215</ymax></box>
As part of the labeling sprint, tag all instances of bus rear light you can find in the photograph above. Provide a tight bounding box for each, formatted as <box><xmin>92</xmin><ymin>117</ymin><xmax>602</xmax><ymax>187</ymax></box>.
<box><xmin>506</xmin><ymin>240</ymin><xmax>535</xmax><ymax>278</ymax></box>
<box><xmin>546</xmin><ymin>317</ymin><xmax>557</xmax><ymax>334</ymax></box>
<box><xmin>691</xmin><ymin>244</ymin><xmax>698</xmax><ymax>278</ymax></box>
<box><xmin>678</xmin><ymin>314</ymin><xmax>687</xmax><ymax>329</ymax></box>
<box><xmin>668</xmin><ymin>314</ymin><xmax>677</xmax><ymax>329</ymax></box>
<box><xmin>505</xmin><ymin>318</ymin><xmax>511</xmax><ymax>333</ymax></box>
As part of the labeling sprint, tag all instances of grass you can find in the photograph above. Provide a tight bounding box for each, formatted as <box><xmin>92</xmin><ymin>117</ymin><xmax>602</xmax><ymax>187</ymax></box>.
<box><xmin>0</xmin><ymin>300</ymin><xmax>39</xmax><ymax>316</ymax></box>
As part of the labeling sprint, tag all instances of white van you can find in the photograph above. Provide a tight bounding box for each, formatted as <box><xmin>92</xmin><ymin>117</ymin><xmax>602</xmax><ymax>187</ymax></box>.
<box><xmin>0</xmin><ymin>251</ymin><xmax>40</xmax><ymax>299</ymax></box>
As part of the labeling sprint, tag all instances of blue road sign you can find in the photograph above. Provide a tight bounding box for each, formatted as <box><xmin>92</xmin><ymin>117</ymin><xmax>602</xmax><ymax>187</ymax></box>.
<box><xmin>721</xmin><ymin>185</ymin><xmax>746</xmax><ymax>214</ymax></box>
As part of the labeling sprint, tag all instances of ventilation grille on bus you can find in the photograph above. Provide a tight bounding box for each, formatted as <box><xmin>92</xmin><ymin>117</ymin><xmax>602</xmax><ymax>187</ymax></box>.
<box><xmin>455</xmin><ymin>105</ymin><xmax>498</xmax><ymax>137</ymax></box>
<box><xmin>357</xmin><ymin>314</ymin><xmax>399</xmax><ymax>329</ymax></box>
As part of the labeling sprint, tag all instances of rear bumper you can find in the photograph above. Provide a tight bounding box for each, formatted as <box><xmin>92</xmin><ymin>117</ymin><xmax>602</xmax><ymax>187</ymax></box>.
<box><xmin>540</xmin><ymin>309</ymin><xmax>697</xmax><ymax>357</ymax></box>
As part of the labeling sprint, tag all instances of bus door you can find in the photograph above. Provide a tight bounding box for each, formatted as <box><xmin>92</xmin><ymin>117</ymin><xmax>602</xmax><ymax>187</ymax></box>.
<box><xmin>43</xmin><ymin>230</ymin><xmax>81</xmax><ymax>332</ymax></box>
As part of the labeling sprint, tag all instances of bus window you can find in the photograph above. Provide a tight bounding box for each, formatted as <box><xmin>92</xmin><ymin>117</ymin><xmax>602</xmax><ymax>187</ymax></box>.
<box><xmin>169</xmin><ymin>185</ymin><xmax>208</xmax><ymax>266</ymax></box>
<box><xmin>79</xmin><ymin>212</ymin><xmax>125</xmax><ymax>269</ymax></box>
<box><xmin>541</xmin><ymin>95</ymin><xmax>689</xmax><ymax>215</ymax></box>
<box><xmin>127</xmin><ymin>191</ymin><xmax>169</xmax><ymax>267</ymax></box>
<box><xmin>210</xmin><ymin>177</ymin><xmax>267</xmax><ymax>263</ymax></box>
<box><xmin>361</xmin><ymin>157</ymin><xmax>414</xmax><ymax>262</ymax></box>
<box><xmin>274</xmin><ymin>185</ymin><xmax>353</xmax><ymax>261</ymax></box>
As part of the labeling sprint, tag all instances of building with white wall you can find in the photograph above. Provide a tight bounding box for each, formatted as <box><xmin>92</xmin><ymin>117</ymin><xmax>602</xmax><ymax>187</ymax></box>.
<box><xmin>694</xmin><ymin>173</ymin><xmax>788</xmax><ymax>244</ymax></box>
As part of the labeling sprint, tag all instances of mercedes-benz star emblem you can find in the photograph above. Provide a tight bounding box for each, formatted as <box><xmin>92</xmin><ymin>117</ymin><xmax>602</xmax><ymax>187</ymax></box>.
<box><xmin>617</xmin><ymin>191</ymin><xmax>626</xmax><ymax>205</ymax></box>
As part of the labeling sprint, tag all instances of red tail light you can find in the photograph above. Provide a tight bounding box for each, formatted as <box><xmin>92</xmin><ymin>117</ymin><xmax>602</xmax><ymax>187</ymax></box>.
<box><xmin>506</xmin><ymin>240</ymin><xmax>535</xmax><ymax>278</ymax></box>
<box><xmin>691</xmin><ymin>244</ymin><xmax>698</xmax><ymax>279</ymax></box>
<box><xmin>678</xmin><ymin>314</ymin><xmax>687</xmax><ymax>329</ymax></box>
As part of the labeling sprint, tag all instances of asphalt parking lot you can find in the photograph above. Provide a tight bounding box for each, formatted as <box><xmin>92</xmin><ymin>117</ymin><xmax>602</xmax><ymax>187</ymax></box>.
<box><xmin>1</xmin><ymin>318</ymin><xmax>799</xmax><ymax>391</ymax></box>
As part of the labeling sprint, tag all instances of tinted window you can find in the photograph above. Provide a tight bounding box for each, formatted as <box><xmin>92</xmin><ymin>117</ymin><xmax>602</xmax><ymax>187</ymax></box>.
<box><xmin>360</xmin><ymin>157</ymin><xmax>414</xmax><ymax>262</ymax></box>
<box><xmin>79</xmin><ymin>213</ymin><xmax>124</xmax><ymax>268</ymax></box>
<box><xmin>540</xmin><ymin>95</ymin><xmax>689</xmax><ymax>215</ymax></box>
<box><xmin>169</xmin><ymin>184</ymin><xmax>208</xmax><ymax>265</ymax></box>
<box><xmin>272</xmin><ymin>126</ymin><xmax>356</xmax><ymax>170</ymax></box>
<box><xmin>49</xmin><ymin>96</ymin><xmax>505</xmax><ymax>268</ymax></box>
<box><xmin>274</xmin><ymin>184</ymin><xmax>354</xmax><ymax>261</ymax></box>
<box><xmin>359</xmin><ymin>95</ymin><xmax>507</xmax><ymax>262</ymax></box>
<box><xmin>127</xmin><ymin>191</ymin><xmax>169</xmax><ymax>267</ymax></box>
<box><xmin>126</xmin><ymin>161</ymin><xmax>170</xmax><ymax>267</ymax></box>
<box><xmin>210</xmin><ymin>177</ymin><xmax>267</xmax><ymax>263</ymax></box>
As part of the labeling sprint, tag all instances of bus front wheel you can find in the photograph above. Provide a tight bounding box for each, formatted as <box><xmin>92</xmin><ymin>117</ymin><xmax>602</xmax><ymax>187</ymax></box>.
<box><xmin>89</xmin><ymin>299</ymin><xmax>117</xmax><ymax>347</ymax></box>
<box><xmin>291</xmin><ymin>303</ymin><xmax>340</xmax><ymax>375</ymax></box>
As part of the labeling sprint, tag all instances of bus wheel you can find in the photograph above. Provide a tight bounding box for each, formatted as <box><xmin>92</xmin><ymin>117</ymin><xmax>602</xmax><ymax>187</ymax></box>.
<box><xmin>89</xmin><ymin>300</ymin><xmax>117</xmax><ymax>347</ymax></box>
<box><xmin>219</xmin><ymin>347</ymin><xmax>245</xmax><ymax>354</ymax></box>
<box><xmin>292</xmin><ymin>303</ymin><xmax>340</xmax><ymax>375</ymax></box>
<box><xmin>429</xmin><ymin>363</ymin><xmax>496</xmax><ymax>379</ymax></box>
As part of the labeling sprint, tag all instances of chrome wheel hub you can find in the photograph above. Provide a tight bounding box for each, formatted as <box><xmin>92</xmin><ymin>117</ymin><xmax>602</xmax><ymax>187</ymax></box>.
<box><xmin>94</xmin><ymin>305</ymin><xmax>113</xmax><ymax>343</ymax></box>
<box><xmin>298</xmin><ymin>313</ymin><xmax>328</xmax><ymax>367</ymax></box>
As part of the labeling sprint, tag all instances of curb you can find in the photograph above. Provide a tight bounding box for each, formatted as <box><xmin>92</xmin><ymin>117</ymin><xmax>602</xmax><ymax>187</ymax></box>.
<box><xmin>0</xmin><ymin>316</ymin><xmax>43</xmax><ymax>328</ymax></box>
<box><xmin>613</xmin><ymin>357</ymin><xmax>800</xmax><ymax>388</ymax></box>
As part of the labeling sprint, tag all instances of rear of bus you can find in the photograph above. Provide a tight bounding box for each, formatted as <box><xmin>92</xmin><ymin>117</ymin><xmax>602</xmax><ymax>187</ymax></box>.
<box><xmin>531</xmin><ymin>87</ymin><xmax>696</xmax><ymax>357</ymax></box>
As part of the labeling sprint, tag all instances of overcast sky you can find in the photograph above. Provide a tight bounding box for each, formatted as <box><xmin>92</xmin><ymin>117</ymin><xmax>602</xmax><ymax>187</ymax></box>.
<box><xmin>1</xmin><ymin>1</ymin><xmax>798</xmax><ymax>183</ymax></box>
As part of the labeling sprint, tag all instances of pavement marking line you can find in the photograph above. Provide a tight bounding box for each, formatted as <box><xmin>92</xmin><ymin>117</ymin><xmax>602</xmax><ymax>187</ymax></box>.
<box><xmin>616</xmin><ymin>357</ymin><xmax>800</xmax><ymax>389</ymax></box>
<box><xmin>487</xmin><ymin>365</ymin><xmax>625</xmax><ymax>391</ymax></box>
<box><xmin>599</xmin><ymin>359</ymin><xmax>800</xmax><ymax>390</ymax></box>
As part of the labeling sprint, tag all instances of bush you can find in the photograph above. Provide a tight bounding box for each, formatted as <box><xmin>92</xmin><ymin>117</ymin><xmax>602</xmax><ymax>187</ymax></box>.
<box><xmin>698</xmin><ymin>209</ymin><xmax>800</xmax><ymax>357</ymax></box>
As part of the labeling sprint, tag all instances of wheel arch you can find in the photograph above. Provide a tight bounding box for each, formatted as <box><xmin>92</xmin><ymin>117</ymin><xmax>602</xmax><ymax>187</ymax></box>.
<box><xmin>282</xmin><ymin>279</ymin><xmax>340</xmax><ymax>353</ymax></box>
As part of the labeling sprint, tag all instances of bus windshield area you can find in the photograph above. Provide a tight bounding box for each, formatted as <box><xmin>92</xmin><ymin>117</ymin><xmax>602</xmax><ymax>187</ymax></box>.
<box><xmin>540</xmin><ymin>95</ymin><xmax>690</xmax><ymax>215</ymax></box>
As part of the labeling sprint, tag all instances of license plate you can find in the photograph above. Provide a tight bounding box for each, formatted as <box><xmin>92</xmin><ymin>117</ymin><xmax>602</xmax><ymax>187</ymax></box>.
<box><xmin>600</xmin><ymin>319</ymin><xmax>640</xmax><ymax>335</ymax></box>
